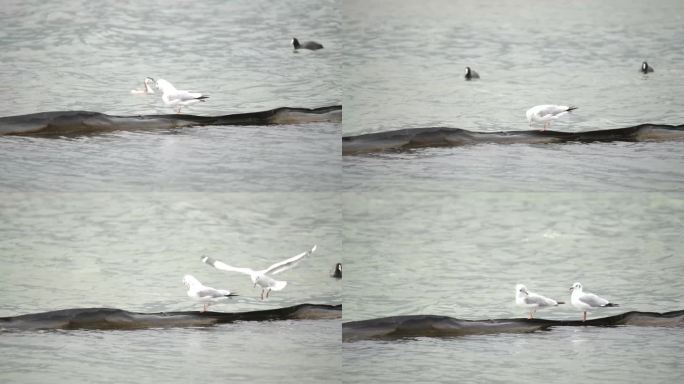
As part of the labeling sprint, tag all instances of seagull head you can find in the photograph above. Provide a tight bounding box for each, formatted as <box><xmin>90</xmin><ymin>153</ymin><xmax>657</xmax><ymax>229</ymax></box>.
<box><xmin>183</xmin><ymin>275</ymin><xmax>200</xmax><ymax>289</ymax></box>
<box><xmin>291</xmin><ymin>37</ymin><xmax>299</xmax><ymax>48</ymax></box>
<box><xmin>570</xmin><ymin>282</ymin><xmax>582</xmax><ymax>292</ymax></box>
<box><xmin>642</xmin><ymin>61</ymin><xmax>648</xmax><ymax>71</ymax></box>
<box><xmin>336</xmin><ymin>263</ymin><xmax>342</xmax><ymax>272</ymax></box>
<box><xmin>143</xmin><ymin>77</ymin><xmax>156</xmax><ymax>94</ymax></box>
<box><xmin>516</xmin><ymin>284</ymin><xmax>528</xmax><ymax>295</ymax></box>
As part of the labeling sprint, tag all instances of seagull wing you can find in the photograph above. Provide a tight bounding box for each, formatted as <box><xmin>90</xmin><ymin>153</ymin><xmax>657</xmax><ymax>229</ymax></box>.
<box><xmin>264</xmin><ymin>245</ymin><xmax>317</xmax><ymax>275</ymax></box>
<box><xmin>201</xmin><ymin>256</ymin><xmax>256</xmax><ymax>276</ymax></box>
<box><xmin>196</xmin><ymin>287</ymin><xmax>230</xmax><ymax>298</ymax></box>
<box><xmin>524</xmin><ymin>293</ymin><xmax>557</xmax><ymax>307</ymax></box>
<box><xmin>538</xmin><ymin>105</ymin><xmax>571</xmax><ymax>118</ymax></box>
<box><xmin>579</xmin><ymin>293</ymin><xmax>609</xmax><ymax>307</ymax></box>
<box><xmin>167</xmin><ymin>90</ymin><xmax>206</xmax><ymax>102</ymax></box>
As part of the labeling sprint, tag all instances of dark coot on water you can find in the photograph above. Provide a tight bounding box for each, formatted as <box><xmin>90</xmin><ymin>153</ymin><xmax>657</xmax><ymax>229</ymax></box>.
<box><xmin>292</xmin><ymin>37</ymin><xmax>324</xmax><ymax>50</ymax></box>
<box><xmin>641</xmin><ymin>61</ymin><xmax>654</xmax><ymax>73</ymax></box>
<box><xmin>331</xmin><ymin>263</ymin><xmax>342</xmax><ymax>279</ymax></box>
<box><xmin>464</xmin><ymin>66</ymin><xmax>480</xmax><ymax>80</ymax></box>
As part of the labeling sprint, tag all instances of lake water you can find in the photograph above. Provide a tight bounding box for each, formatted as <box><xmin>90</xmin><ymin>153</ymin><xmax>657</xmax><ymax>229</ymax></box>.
<box><xmin>2</xmin><ymin>0</ymin><xmax>683</xmax><ymax>383</ymax></box>
<box><xmin>0</xmin><ymin>0</ymin><xmax>341</xmax><ymax>383</ymax></box>
<box><xmin>343</xmin><ymin>0</ymin><xmax>684</xmax><ymax>192</ymax></box>
<box><xmin>341</xmin><ymin>0</ymin><xmax>684</xmax><ymax>383</ymax></box>
<box><xmin>342</xmin><ymin>192</ymin><xmax>684</xmax><ymax>383</ymax></box>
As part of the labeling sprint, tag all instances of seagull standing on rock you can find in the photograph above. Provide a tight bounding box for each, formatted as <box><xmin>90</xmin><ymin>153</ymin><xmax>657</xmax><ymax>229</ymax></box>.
<box><xmin>526</xmin><ymin>104</ymin><xmax>577</xmax><ymax>131</ymax></box>
<box><xmin>155</xmin><ymin>79</ymin><xmax>209</xmax><ymax>114</ymax></box>
<box><xmin>570</xmin><ymin>282</ymin><xmax>619</xmax><ymax>321</ymax></box>
<box><xmin>515</xmin><ymin>284</ymin><xmax>564</xmax><ymax>319</ymax></box>
<box><xmin>182</xmin><ymin>275</ymin><xmax>237</xmax><ymax>312</ymax></box>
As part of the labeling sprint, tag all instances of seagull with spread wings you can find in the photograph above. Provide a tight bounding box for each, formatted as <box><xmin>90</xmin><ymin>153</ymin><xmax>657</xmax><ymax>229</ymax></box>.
<box><xmin>201</xmin><ymin>245</ymin><xmax>317</xmax><ymax>300</ymax></box>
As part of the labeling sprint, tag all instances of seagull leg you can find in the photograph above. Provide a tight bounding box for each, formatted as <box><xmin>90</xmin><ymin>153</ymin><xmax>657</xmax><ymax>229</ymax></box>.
<box><xmin>260</xmin><ymin>289</ymin><xmax>265</xmax><ymax>300</ymax></box>
<box><xmin>203</xmin><ymin>303</ymin><xmax>208</xmax><ymax>312</ymax></box>
<box><xmin>266</xmin><ymin>288</ymin><xmax>271</xmax><ymax>298</ymax></box>
<box><xmin>583</xmin><ymin>311</ymin><xmax>587</xmax><ymax>322</ymax></box>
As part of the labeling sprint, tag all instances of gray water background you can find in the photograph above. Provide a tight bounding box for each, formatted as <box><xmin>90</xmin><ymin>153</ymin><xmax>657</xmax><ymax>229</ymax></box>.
<box><xmin>0</xmin><ymin>0</ymin><xmax>341</xmax><ymax>193</ymax></box>
<box><xmin>342</xmin><ymin>192</ymin><xmax>683</xmax><ymax>383</ymax></box>
<box><xmin>0</xmin><ymin>1</ymin><xmax>341</xmax><ymax>383</ymax></box>
<box><xmin>342</xmin><ymin>1</ymin><xmax>683</xmax><ymax>382</ymax></box>
<box><xmin>343</xmin><ymin>0</ymin><xmax>684</xmax><ymax>192</ymax></box>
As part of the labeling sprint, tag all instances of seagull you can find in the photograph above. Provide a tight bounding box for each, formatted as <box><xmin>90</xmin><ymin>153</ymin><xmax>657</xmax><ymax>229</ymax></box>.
<box><xmin>201</xmin><ymin>245</ymin><xmax>317</xmax><ymax>300</ymax></box>
<box><xmin>182</xmin><ymin>275</ymin><xmax>237</xmax><ymax>312</ymax></box>
<box><xmin>515</xmin><ymin>284</ymin><xmax>564</xmax><ymax>319</ymax></box>
<box><xmin>641</xmin><ymin>61</ymin><xmax>654</xmax><ymax>73</ymax></box>
<box><xmin>331</xmin><ymin>263</ymin><xmax>342</xmax><ymax>279</ymax></box>
<box><xmin>570</xmin><ymin>282</ymin><xmax>619</xmax><ymax>321</ymax></box>
<box><xmin>155</xmin><ymin>78</ymin><xmax>209</xmax><ymax>113</ymax></box>
<box><xmin>526</xmin><ymin>105</ymin><xmax>577</xmax><ymax>131</ymax></box>
<box><xmin>464</xmin><ymin>66</ymin><xmax>480</xmax><ymax>80</ymax></box>
<box><xmin>291</xmin><ymin>37</ymin><xmax>324</xmax><ymax>51</ymax></box>
<box><xmin>130</xmin><ymin>77</ymin><xmax>156</xmax><ymax>94</ymax></box>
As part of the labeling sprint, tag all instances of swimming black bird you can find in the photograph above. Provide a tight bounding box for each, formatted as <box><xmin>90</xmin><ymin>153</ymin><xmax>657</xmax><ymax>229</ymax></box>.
<box><xmin>292</xmin><ymin>37</ymin><xmax>324</xmax><ymax>51</ymax></box>
<box><xmin>464</xmin><ymin>66</ymin><xmax>480</xmax><ymax>80</ymax></box>
<box><xmin>641</xmin><ymin>61</ymin><xmax>654</xmax><ymax>73</ymax></box>
<box><xmin>331</xmin><ymin>263</ymin><xmax>342</xmax><ymax>279</ymax></box>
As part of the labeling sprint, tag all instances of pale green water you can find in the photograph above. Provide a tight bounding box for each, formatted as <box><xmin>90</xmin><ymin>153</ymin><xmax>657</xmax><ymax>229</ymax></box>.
<box><xmin>342</xmin><ymin>192</ymin><xmax>684</xmax><ymax>383</ymax></box>
<box><xmin>2</xmin><ymin>0</ymin><xmax>684</xmax><ymax>383</ymax></box>
<box><xmin>0</xmin><ymin>0</ymin><xmax>341</xmax><ymax>383</ymax></box>
<box><xmin>0</xmin><ymin>192</ymin><xmax>342</xmax><ymax>383</ymax></box>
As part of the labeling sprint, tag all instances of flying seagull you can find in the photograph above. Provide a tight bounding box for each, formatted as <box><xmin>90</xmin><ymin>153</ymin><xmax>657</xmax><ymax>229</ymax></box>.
<box><xmin>201</xmin><ymin>245</ymin><xmax>317</xmax><ymax>300</ymax></box>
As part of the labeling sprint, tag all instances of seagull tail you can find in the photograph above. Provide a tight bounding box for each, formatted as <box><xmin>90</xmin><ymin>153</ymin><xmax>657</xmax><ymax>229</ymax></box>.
<box><xmin>196</xmin><ymin>95</ymin><xmax>209</xmax><ymax>100</ymax></box>
<box><xmin>226</xmin><ymin>293</ymin><xmax>238</xmax><ymax>298</ymax></box>
<box><xmin>556</xmin><ymin>301</ymin><xmax>565</xmax><ymax>305</ymax></box>
<box><xmin>602</xmin><ymin>303</ymin><xmax>619</xmax><ymax>307</ymax></box>
<box><xmin>567</xmin><ymin>106</ymin><xmax>578</xmax><ymax>112</ymax></box>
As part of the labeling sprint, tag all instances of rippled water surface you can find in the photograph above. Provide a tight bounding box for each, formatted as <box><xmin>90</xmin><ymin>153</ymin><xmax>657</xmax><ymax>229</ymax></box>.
<box><xmin>0</xmin><ymin>192</ymin><xmax>342</xmax><ymax>383</ymax></box>
<box><xmin>343</xmin><ymin>0</ymin><xmax>684</xmax><ymax>191</ymax></box>
<box><xmin>342</xmin><ymin>192</ymin><xmax>684</xmax><ymax>383</ymax></box>
<box><xmin>1</xmin><ymin>1</ymin><xmax>340</xmax><ymax>383</ymax></box>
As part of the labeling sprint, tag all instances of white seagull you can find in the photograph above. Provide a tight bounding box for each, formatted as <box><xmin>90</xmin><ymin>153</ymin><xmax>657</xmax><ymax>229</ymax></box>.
<box><xmin>155</xmin><ymin>78</ymin><xmax>209</xmax><ymax>113</ymax></box>
<box><xmin>201</xmin><ymin>245</ymin><xmax>317</xmax><ymax>300</ymax></box>
<box><xmin>526</xmin><ymin>105</ymin><xmax>577</xmax><ymax>131</ymax></box>
<box><xmin>182</xmin><ymin>275</ymin><xmax>237</xmax><ymax>312</ymax></box>
<box><xmin>515</xmin><ymin>284</ymin><xmax>564</xmax><ymax>319</ymax></box>
<box><xmin>130</xmin><ymin>77</ymin><xmax>156</xmax><ymax>94</ymax></box>
<box><xmin>570</xmin><ymin>282</ymin><xmax>619</xmax><ymax>321</ymax></box>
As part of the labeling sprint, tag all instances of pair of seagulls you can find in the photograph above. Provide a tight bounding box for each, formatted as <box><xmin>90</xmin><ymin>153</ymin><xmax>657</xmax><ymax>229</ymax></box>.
<box><xmin>183</xmin><ymin>245</ymin><xmax>317</xmax><ymax>311</ymax></box>
<box><xmin>516</xmin><ymin>282</ymin><xmax>618</xmax><ymax>321</ymax></box>
<box><xmin>131</xmin><ymin>77</ymin><xmax>209</xmax><ymax>113</ymax></box>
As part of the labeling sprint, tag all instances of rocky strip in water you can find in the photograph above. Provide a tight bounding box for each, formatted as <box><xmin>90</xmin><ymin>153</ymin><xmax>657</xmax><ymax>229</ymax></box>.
<box><xmin>342</xmin><ymin>124</ymin><xmax>684</xmax><ymax>155</ymax></box>
<box><xmin>0</xmin><ymin>105</ymin><xmax>342</xmax><ymax>136</ymax></box>
<box><xmin>342</xmin><ymin>310</ymin><xmax>684</xmax><ymax>341</ymax></box>
<box><xmin>0</xmin><ymin>303</ymin><xmax>341</xmax><ymax>331</ymax></box>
